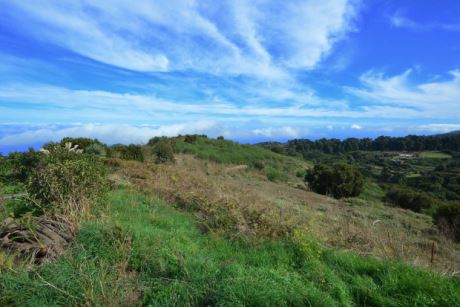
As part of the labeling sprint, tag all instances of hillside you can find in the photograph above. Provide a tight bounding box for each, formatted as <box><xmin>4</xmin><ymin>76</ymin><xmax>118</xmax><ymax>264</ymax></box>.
<box><xmin>1</xmin><ymin>136</ymin><xmax>460</xmax><ymax>305</ymax></box>
<box><xmin>437</xmin><ymin>130</ymin><xmax>460</xmax><ymax>137</ymax></box>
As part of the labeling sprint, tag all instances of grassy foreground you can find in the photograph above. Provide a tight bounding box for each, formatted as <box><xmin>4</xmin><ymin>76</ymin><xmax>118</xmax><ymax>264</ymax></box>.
<box><xmin>1</xmin><ymin>189</ymin><xmax>460</xmax><ymax>306</ymax></box>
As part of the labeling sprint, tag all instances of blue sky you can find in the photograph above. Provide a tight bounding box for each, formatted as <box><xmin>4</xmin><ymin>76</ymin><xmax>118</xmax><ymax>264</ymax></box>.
<box><xmin>1</xmin><ymin>0</ymin><xmax>460</xmax><ymax>152</ymax></box>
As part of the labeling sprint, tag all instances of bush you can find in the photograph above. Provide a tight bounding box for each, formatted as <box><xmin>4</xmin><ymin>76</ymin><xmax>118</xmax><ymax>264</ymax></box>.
<box><xmin>384</xmin><ymin>187</ymin><xmax>440</xmax><ymax>213</ymax></box>
<box><xmin>153</xmin><ymin>139</ymin><xmax>175</xmax><ymax>164</ymax></box>
<box><xmin>253</xmin><ymin>160</ymin><xmax>265</xmax><ymax>170</ymax></box>
<box><xmin>85</xmin><ymin>143</ymin><xmax>106</xmax><ymax>156</ymax></box>
<box><xmin>8</xmin><ymin>148</ymin><xmax>43</xmax><ymax>182</ymax></box>
<box><xmin>265</xmin><ymin>168</ymin><xmax>288</xmax><ymax>182</ymax></box>
<box><xmin>111</xmin><ymin>144</ymin><xmax>144</xmax><ymax>161</ymax></box>
<box><xmin>184</xmin><ymin>134</ymin><xmax>199</xmax><ymax>144</ymax></box>
<box><xmin>147</xmin><ymin>136</ymin><xmax>168</xmax><ymax>146</ymax></box>
<box><xmin>434</xmin><ymin>202</ymin><xmax>460</xmax><ymax>241</ymax></box>
<box><xmin>26</xmin><ymin>146</ymin><xmax>108</xmax><ymax>215</ymax></box>
<box><xmin>305</xmin><ymin>163</ymin><xmax>364</xmax><ymax>199</ymax></box>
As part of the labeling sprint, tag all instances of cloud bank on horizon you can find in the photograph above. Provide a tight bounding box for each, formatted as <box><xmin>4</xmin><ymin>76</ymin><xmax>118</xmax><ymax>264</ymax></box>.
<box><xmin>0</xmin><ymin>0</ymin><xmax>459</xmax><ymax>151</ymax></box>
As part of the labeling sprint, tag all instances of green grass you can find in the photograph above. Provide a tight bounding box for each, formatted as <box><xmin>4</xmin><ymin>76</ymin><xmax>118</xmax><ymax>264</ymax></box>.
<box><xmin>418</xmin><ymin>151</ymin><xmax>452</xmax><ymax>159</ymax></box>
<box><xmin>357</xmin><ymin>180</ymin><xmax>386</xmax><ymax>204</ymax></box>
<box><xmin>174</xmin><ymin>137</ymin><xmax>309</xmax><ymax>182</ymax></box>
<box><xmin>2</xmin><ymin>188</ymin><xmax>460</xmax><ymax>306</ymax></box>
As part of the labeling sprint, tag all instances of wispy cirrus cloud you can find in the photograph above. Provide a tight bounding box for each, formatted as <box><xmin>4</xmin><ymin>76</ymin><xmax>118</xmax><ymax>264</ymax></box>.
<box><xmin>0</xmin><ymin>83</ymin><xmax>424</xmax><ymax>124</ymax></box>
<box><xmin>346</xmin><ymin>69</ymin><xmax>460</xmax><ymax>118</ymax></box>
<box><xmin>389</xmin><ymin>12</ymin><xmax>460</xmax><ymax>32</ymax></box>
<box><xmin>414</xmin><ymin>124</ymin><xmax>460</xmax><ymax>134</ymax></box>
<box><xmin>2</xmin><ymin>0</ymin><xmax>359</xmax><ymax>77</ymax></box>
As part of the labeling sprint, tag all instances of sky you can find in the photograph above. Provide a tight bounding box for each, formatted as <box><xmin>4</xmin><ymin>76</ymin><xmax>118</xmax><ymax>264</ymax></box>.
<box><xmin>1</xmin><ymin>0</ymin><xmax>460</xmax><ymax>152</ymax></box>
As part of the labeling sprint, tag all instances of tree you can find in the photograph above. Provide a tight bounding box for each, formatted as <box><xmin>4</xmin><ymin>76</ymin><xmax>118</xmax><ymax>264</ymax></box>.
<box><xmin>434</xmin><ymin>202</ymin><xmax>460</xmax><ymax>242</ymax></box>
<box><xmin>153</xmin><ymin>139</ymin><xmax>175</xmax><ymax>164</ymax></box>
<box><xmin>110</xmin><ymin>144</ymin><xmax>144</xmax><ymax>161</ymax></box>
<box><xmin>384</xmin><ymin>187</ymin><xmax>440</xmax><ymax>213</ymax></box>
<box><xmin>305</xmin><ymin>163</ymin><xmax>364</xmax><ymax>199</ymax></box>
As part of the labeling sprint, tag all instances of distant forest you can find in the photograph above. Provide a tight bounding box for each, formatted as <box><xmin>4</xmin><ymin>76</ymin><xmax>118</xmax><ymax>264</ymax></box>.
<box><xmin>261</xmin><ymin>132</ymin><xmax>460</xmax><ymax>155</ymax></box>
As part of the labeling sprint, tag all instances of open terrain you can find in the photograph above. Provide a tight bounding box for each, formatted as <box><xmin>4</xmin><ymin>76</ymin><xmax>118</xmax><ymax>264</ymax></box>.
<box><xmin>1</xmin><ymin>136</ymin><xmax>460</xmax><ymax>306</ymax></box>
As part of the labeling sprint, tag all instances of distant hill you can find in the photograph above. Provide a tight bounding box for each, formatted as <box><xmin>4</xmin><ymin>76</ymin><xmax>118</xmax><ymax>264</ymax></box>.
<box><xmin>436</xmin><ymin>130</ymin><xmax>460</xmax><ymax>137</ymax></box>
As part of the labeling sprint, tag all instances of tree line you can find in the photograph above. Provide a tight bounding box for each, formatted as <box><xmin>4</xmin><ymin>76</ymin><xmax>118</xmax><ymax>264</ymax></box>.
<box><xmin>284</xmin><ymin>134</ymin><xmax>460</xmax><ymax>154</ymax></box>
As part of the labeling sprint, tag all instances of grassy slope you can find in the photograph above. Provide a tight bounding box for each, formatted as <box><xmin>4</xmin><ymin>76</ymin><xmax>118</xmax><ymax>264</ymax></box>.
<box><xmin>2</xmin><ymin>189</ymin><xmax>459</xmax><ymax>306</ymax></box>
<box><xmin>174</xmin><ymin>137</ymin><xmax>309</xmax><ymax>182</ymax></box>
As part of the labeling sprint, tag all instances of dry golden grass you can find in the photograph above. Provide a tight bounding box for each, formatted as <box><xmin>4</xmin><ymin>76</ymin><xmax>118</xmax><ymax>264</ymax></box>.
<box><xmin>111</xmin><ymin>154</ymin><xmax>460</xmax><ymax>275</ymax></box>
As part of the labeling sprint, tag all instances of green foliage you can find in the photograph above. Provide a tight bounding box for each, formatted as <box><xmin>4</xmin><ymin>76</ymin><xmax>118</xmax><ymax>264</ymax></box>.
<box><xmin>110</xmin><ymin>144</ymin><xmax>144</xmax><ymax>161</ymax></box>
<box><xmin>147</xmin><ymin>136</ymin><xmax>168</xmax><ymax>146</ymax></box>
<box><xmin>434</xmin><ymin>202</ymin><xmax>460</xmax><ymax>242</ymax></box>
<box><xmin>252</xmin><ymin>160</ymin><xmax>266</xmax><ymax>170</ymax></box>
<box><xmin>184</xmin><ymin>134</ymin><xmax>198</xmax><ymax>143</ymax></box>
<box><xmin>152</xmin><ymin>139</ymin><xmax>175</xmax><ymax>164</ymax></box>
<box><xmin>265</xmin><ymin>168</ymin><xmax>289</xmax><ymax>182</ymax></box>
<box><xmin>84</xmin><ymin>143</ymin><xmax>106</xmax><ymax>156</ymax></box>
<box><xmin>4</xmin><ymin>196</ymin><xmax>43</xmax><ymax>217</ymax></box>
<box><xmin>305</xmin><ymin>163</ymin><xmax>364</xmax><ymax>199</ymax></box>
<box><xmin>384</xmin><ymin>187</ymin><xmax>441</xmax><ymax>213</ymax></box>
<box><xmin>284</xmin><ymin>134</ymin><xmax>460</xmax><ymax>154</ymax></box>
<box><xmin>7</xmin><ymin>148</ymin><xmax>42</xmax><ymax>182</ymax></box>
<box><xmin>26</xmin><ymin>146</ymin><xmax>107</xmax><ymax>214</ymax></box>
<box><xmin>419</xmin><ymin>151</ymin><xmax>452</xmax><ymax>159</ymax></box>
<box><xmin>176</xmin><ymin>136</ymin><xmax>280</xmax><ymax>165</ymax></box>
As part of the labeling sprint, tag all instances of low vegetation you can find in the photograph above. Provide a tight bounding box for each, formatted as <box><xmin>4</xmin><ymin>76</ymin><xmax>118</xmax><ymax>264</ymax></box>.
<box><xmin>261</xmin><ymin>137</ymin><xmax>460</xmax><ymax>243</ymax></box>
<box><xmin>305</xmin><ymin>163</ymin><xmax>364</xmax><ymax>199</ymax></box>
<box><xmin>173</xmin><ymin>135</ymin><xmax>309</xmax><ymax>183</ymax></box>
<box><xmin>2</xmin><ymin>189</ymin><xmax>460</xmax><ymax>306</ymax></box>
<box><xmin>1</xmin><ymin>135</ymin><xmax>460</xmax><ymax>305</ymax></box>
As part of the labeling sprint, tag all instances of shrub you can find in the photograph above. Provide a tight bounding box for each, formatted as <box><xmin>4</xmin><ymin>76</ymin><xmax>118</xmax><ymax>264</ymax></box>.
<box><xmin>85</xmin><ymin>143</ymin><xmax>106</xmax><ymax>156</ymax></box>
<box><xmin>266</xmin><ymin>168</ymin><xmax>287</xmax><ymax>182</ymax></box>
<box><xmin>26</xmin><ymin>146</ymin><xmax>108</xmax><ymax>216</ymax></box>
<box><xmin>305</xmin><ymin>163</ymin><xmax>364</xmax><ymax>199</ymax></box>
<box><xmin>296</xmin><ymin>169</ymin><xmax>306</xmax><ymax>178</ymax></box>
<box><xmin>8</xmin><ymin>148</ymin><xmax>43</xmax><ymax>182</ymax></box>
<box><xmin>253</xmin><ymin>160</ymin><xmax>265</xmax><ymax>170</ymax></box>
<box><xmin>184</xmin><ymin>134</ymin><xmax>199</xmax><ymax>143</ymax></box>
<box><xmin>305</xmin><ymin>164</ymin><xmax>333</xmax><ymax>196</ymax></box>
<box><xmin>0</xmin><ymin>155</ymin><xmax>11</xmax><ymax>177</ymax></box>
<box><xmin>384</xmin><ymin>187</ymin><xmax>440</xmax><ymax>213</ymax></box>
<box><xmin>433</xmin><ymin>202</ymin><xmax>460</xmax><ymax>241</ymax></box>
<box><xmin>111</xmin><ymin>144</ymin><xmax>144</xmax><ymax>161</ymax></box>
<box><xmin>153</xmin><ymin>139</ymin><xmax>175</xmax><ymax>164</ymax></box>
<box><xmin>147</xmin><ymin>136</ymin><xmax>168</xmax><ymax>146</ymax></box>
<box><xmin>305</xmin><ymin>162</ymin><xmax>364</xmax><ymax>198</ymax></box>
<box><xmin>217</xmin><ymin>136</ymin><xmax>224</xmax><ymax>140</ymax></box>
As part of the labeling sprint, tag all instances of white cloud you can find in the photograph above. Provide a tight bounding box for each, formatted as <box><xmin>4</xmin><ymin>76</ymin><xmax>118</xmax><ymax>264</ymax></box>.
<box><xmin>414</xmin><ymin>124</ymin><xmax>460</xmax><ymax>134</ymax></box>
<box><xmin>390</xmin><ymin>12</ymin><xmax>460</xmax><ymax>32</ymax></box>
<box><xmin>4</xmin><ymin>0</ymin><xmax>359</xmax><ymax>76</ymax></box>
<box><xmin>0</xmin><ymin>122</ymin><xmax>218</xmax><ymax>146</ymax></box>
<box><xmin>0</xmin><ymin>122</ymin><xmax>308</xmax><ymax>147</ymax></box>
<box><xmin>351</xmin><ymin>124</ymin><xmax>362</xmax><ymax>130</ymax></box>
<box><xmin>1</xmin><ymin>82</ymin><xmax>447</xmax><ymax>124</ymax></box>
<box><xmin>347</xmin><ymin>69</ymin><xmax>460</xmax><ymax>118</ymax></box>
<box><xmin>252</xmin><ymin>126</ymin><xmax>300</xmax><ymax>138</ymax></box>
